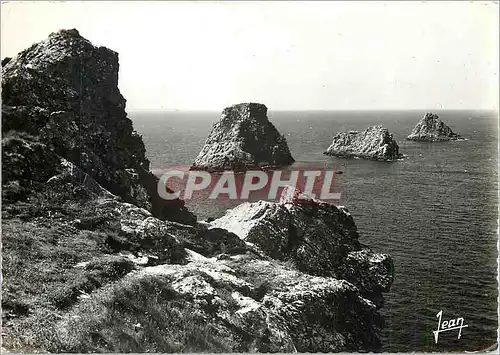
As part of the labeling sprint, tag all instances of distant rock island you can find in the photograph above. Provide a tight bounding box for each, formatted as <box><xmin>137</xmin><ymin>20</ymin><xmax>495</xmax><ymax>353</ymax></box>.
<box><xmin>191</xmin><ymin>103</ymin><xmax>294</xmax><ymax>171</ymax></box>
<box><xmin>2</xmin><ymin>29</ymin><xmax>394</xmax><ymax>353</ymax></box>
<box><xmin>325</xmin><ymin>125</ymin><xmax>403</xmax><ymax>161</ymax></box>
<box><xmin>407</xmin><ymin>112</ymin><xmax>462</xmax><ymax>141</ymax></box>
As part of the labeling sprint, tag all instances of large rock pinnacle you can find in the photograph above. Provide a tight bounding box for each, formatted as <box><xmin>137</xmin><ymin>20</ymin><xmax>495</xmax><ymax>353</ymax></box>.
<box><xmin>191</xmin><ymin>102</ymin><xmax>295</xmax><ymax>171</ymax></box>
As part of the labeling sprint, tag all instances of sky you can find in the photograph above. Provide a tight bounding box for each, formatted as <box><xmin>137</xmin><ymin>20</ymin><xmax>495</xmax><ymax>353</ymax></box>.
<box><xmin>1</xmin><ymin>1</ymin><xmax>498</xmax><ymax>111</ymax></box>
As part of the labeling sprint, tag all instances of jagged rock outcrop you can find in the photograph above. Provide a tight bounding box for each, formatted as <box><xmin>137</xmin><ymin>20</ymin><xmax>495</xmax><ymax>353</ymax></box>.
<box><xmin>2</xmin><ymin>57</ymin><xmax>12</xmax><ymax>66</ymax></box>
<box><xmin>1</xmin><ymin>29</ymin><xmax>195</xmax><ymax>224</ymax></box>
<box><xmin>209</xmin><ymin>189</ymin><xmax>394</xmax><ymax>307</ymax></box>
<box><xmin>407</xmin><ymin>112</ymin><xmax>462</xmax><ymax>141</ymax></box>
<box><xmin>191</xmin><ymin>103</ymin><xmax>294</xmax><ymax>171</ymax></box>
<box><xmin>324</xmin><ymin>125</ymin><xmax>403</xmax><ymax>161</ymax></box>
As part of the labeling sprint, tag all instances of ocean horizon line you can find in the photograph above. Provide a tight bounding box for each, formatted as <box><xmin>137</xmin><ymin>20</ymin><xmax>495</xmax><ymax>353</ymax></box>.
<box><xmin>128</xmin><ymin>108</ymin><xmax>498</xmax><ymax>113</ymax></box>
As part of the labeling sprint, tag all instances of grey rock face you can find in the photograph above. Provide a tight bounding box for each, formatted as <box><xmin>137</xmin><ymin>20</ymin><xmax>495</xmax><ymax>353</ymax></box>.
<box><xmin>209</xmin><ymin>190</ymin><xmax>394</xmax><ymax>307</ymax></box>
<box><xmin>1</xmin><ymin>29</ymin><xmax>195</xmax><ymax>224</ymax></box>
<box><xmin>191</xmin><ymin>103</ymin><xmax>294</xmax><ymax>171</ymax></box>
<box><xmin>407</xmin><ymin>112</ymin><xmax>462</xmax><ymax>141</ymax></box>
<box><xmin>325</xmin><ymin>125</ymin><xmax>403</xmax><ymax>161</ymax></box>
<box><xmin>2</xmin><ymin>57</ymin><xmax>12</xmax><ymax>66</ymax></box>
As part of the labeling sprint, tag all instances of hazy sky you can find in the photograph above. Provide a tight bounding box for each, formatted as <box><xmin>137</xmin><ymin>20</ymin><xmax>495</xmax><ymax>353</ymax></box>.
<box><xmin>1</xmin><ymin>1</ymin><xmax>498</xmax><ymax>111</ymax></box>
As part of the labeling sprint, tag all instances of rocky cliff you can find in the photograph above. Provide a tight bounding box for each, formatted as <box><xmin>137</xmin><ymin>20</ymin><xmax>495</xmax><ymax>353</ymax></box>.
<box><xmin>407</xmin><ymin>112</ymin><xmax>462</xmax><ymax>141</ymax></box>
<box><xmin>2</xmin><ymin>30</ymin><xmax>394</xmax><ymax>353</ymax></box>
<box><xmin>1</xmin><ymin>29</ymin><xmax>195</xmax><ymax>224</ymax></box>
<box><xmin>191</xmin><ymin>103</ymin><xmax>295</xmax><ymax>171</ymax></box>
<box><xmin>325</xmin><ymin>125</ymin><xmax>403</xmax><ymax>161</ymax></box>
<box><xmin>2</xmin><ymin>169</ymin><xmax>393</xmax><ymax>352</ymax></box>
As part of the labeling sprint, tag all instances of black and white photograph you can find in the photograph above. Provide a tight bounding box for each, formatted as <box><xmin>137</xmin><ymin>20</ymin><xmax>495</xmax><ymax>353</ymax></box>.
<box><xmin>1</xmin><ymin>1</ymin><xmax>498</xmax><ymax>353</ymax></box>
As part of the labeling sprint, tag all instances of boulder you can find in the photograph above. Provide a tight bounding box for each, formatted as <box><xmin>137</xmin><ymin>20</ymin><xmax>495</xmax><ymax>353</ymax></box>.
<box><xmin>191</xmin><ymin>103</ymin><xmax>294</xmax><ymax>171</ymax></box>
<box><xmin>407</xmin><ymin>112</ymin><xmax>462</xmax><ymax>141</ymax></box>
<box><xmin>325</xmin><ymin>125</ymin><xmax>403</xmax><ymax>161</ymax></box>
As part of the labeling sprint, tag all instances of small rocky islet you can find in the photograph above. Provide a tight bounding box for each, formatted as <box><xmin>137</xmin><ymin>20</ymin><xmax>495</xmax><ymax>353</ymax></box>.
<box><xmin>2</xmin><ymin>29</ymin><xmax>394</xmax><ymax>353</ymax></box>
<box><xmin>322</xmin><ymin>113</ymin><xmax>465</xmax><ymax>162</ymax></box>
<box><xmin>407</xmin><ymin>112</ymin><xmax>462</xmax><ymax>141</ymax></box>
<box><xmin>324</xmin><ymin>125</ymin><xmax>404</xmax><ymax>161</ymax></box>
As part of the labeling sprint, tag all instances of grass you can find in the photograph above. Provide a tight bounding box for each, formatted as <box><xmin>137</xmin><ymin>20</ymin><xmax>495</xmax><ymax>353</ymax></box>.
<box><xmin>1</xmin><ymin>216</ymin><xmax>141</xmax><ymax>353</ymax></box>
<box><xmin>2</xmin><ymin>219</ymin><xmax>107</xmax><ymax>311</ymax></box>
<box><xmin>1</xmin><ymin>163</ymin><xmax>251</xmax><ymax>352</ymax></box>
<box><xmin>54</xmin><ymin>275</ymin><xmax>236</xmax><ymax>353</ymax></box>
<box><xmin>1</xmin><ymin>174</ymin><xmax>179</xmax><ymax>351</ymax></box>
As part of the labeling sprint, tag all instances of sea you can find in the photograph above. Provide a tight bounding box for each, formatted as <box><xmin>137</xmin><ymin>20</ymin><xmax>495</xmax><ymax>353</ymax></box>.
<box><xmin>129</xmin><ymin>109</ymin><xmax>498</xmax><ymax>352</ymax></box>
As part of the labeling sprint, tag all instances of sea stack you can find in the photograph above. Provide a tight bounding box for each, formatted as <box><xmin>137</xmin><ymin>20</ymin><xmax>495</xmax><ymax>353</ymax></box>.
<box><xmin>407</xmin><ymin>112</ymin><xmax>462</xmax><ymax>141</ymax></box>
<box><xmin>325</xmin><ymin>125</ymin><xmax>403</xmax><ymax>161</ymax></box>
<box><xmin>191</xmin><ymin>102</ymin><xmax>294</xmax><ymax>171</ymax></box>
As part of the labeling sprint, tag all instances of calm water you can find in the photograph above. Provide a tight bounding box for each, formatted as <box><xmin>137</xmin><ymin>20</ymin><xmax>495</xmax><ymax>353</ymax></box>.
<box><xmin>130</xmin><ymin>110</ymin><xmax>498</xmax><ymax>352</ymax></box>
